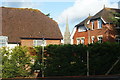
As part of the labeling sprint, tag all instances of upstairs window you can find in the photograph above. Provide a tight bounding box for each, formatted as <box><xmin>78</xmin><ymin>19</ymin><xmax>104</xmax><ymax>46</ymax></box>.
<box><xmin>0</xmin><ymin>36</ymin><xmax>8</xmax><ymax>47</ymax></box>
<box><xmin>91</xmin><ymin>21</ymin><xmax>94</xmax><ymax>30</ymax></box>
<box><xmin>33</xmin><ymin>40</ymin><xmax>46</xmax><ymax>46</ymax></box>
<box><xmin>98</xmin><ymin>19</ymin><xmax>102</xmax><ymax>29</ymax></box>
<box><xmin>78</xmin><ymin>26</ymin><xmax>87</xmax><ymax>32</ymax></box>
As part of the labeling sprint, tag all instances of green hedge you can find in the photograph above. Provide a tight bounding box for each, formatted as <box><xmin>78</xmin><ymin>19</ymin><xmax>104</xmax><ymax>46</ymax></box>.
<box><xmin>1</xmin><ymin>42</ymin><xmax>120</xmax><ymax>78</ymax></box>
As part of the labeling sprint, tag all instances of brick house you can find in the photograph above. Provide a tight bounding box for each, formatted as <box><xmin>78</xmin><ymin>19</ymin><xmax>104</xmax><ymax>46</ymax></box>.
<box><xmin>71</xmin><ymin>8</ymin><xmax>120</xmax><ymax>45</ymax></box>
<box><xmin>0</xmin><ymin>7</ymin><xmax>63</xmax><ymax>48</ymax></box>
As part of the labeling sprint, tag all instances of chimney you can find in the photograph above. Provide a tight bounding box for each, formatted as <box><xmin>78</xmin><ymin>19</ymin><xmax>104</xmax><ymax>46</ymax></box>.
<box><xmin>118</xmin><ymin>1</ymin><xmax>120</xmax><ymax>9</ymax></box>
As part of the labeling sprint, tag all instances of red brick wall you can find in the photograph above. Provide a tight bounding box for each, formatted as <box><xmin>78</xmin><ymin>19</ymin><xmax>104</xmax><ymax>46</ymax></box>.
<box><xmin>46</xmin><ymin>40</ymin><xmax>61</xmax><ymax>45</ymax></box>
<box><xmin>21</xmin><ymin>39</ymin><xmax>61</xmax><ymax>47</ymax></box>
<box><xmin>73</xmin><ymin>20</ymin><xmax>116</xmax><ymax>45</ymax></box>
<box><xmin>73</xmin><ymin>29</ymin><xmax>88</xmax><ymax>45</ymax></box>
<box><xmin>21</xmin><ymin>39</ymin><xmax>33</xmax><ymax>47</ymax></box>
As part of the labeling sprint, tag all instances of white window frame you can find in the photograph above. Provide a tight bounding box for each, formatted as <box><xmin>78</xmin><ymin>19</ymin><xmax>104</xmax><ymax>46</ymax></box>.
<box><xmin>98</xmin><ymin>19</ymin><xmax>102</xmax><ymax>29</ymax></box>
<box><xmin>0</xmin><ymin>36</ymin><xmax>8</xmax><ymax>47</ymax></box>
<box><xmin>91</xmin><ymin>36</ymin><xmax>95</xmax><ymax>43</ymax></box>
<box><xmin>115</xmin><ymin>35</ymin><xmax>120</xmax><ymax>43</ymax></box>
<box><xmin>115</xmin><ymin>24</ymin><xmax>120</xmax><ymax>29</ymax></box>
<box><xmin>76</xmin><ymin>37</ymin><xmax>85</xmax><ymax>45</ymax></box>
<box><xmin>78</xmin><ymin>26</ymin><xmax>86</xmax><ymax>32</ymax></box>
<box><xmin>76</xmin><ymin>38</ymin><xmax>80</xmax><ymax>45</ymax></box>
<box><xmin>81</xmin><ymin>37</ymin><xmax>85</xmax><ymax>44</ymax></box>
<box><xmin>91</xmin><ymin>21</ymin><xmax>94</xmax><ymax>30</ymax></box>
<box><xmin>97</xmin><ymin>35</ymin><xmax>103</xmax><ymax>43</ymax></box>
<box><xmin>33</xmin><ymin>40</ymin><xmax>46</xmax><ymax>46</ymax></box>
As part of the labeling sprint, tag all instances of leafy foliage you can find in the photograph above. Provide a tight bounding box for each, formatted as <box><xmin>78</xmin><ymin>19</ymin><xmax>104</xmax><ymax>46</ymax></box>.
<box><xmin>44</xmin><ymin>44</ymin><xmax>87</xmax><ymax>76</ymax></box>
<box><xmin>2</xmin><ymin>46</ymin><xmax>32</xmax><ymax>78</ymax></box>
<box><xmin>1</xmin><ymin>42</ymin><xmax>120</xmax><ymax>78</ymax></box>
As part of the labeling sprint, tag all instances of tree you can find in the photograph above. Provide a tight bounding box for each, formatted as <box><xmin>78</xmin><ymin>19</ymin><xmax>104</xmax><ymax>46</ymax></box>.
<box><xmin>2</xmin><ymin>46</ymin><xmax>32</xmax><ymax>78</ymax></box>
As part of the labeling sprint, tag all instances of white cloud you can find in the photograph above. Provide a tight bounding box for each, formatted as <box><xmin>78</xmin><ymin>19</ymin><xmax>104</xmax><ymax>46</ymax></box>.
<box><xmin>2</xmin><ymin>0</ymin><xmax>77</xmax><ymax>2</ymax></box>
<box><xmin>57</xmin><ymin>0</ymin><xmax>118</xmax><ymax>26</ymax></box>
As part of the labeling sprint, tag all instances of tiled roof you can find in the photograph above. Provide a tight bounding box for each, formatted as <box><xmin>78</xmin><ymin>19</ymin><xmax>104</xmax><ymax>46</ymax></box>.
<box><xmin>1</xmin><ymin>7</ymin><xmax>63</xmax><ymax>43</ymax></box>
<box><xmin>90</xmin><ymin>8</ymin><xmax>120</xmax><ymax>23</ymax></box>
<box><xmin>76</xmin><ymin>16</ymin><xmax>92</xmax><ymax>27</ymax></box>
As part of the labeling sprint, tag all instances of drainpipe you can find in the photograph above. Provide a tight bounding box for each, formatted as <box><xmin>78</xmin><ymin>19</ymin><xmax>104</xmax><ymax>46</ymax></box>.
<box><xmin>42</xmin><ymin>38</ymin><xmax>45</xmax><ymax>77</ymax></box>
<box><xmin>87</xmin><ymin>28</ymin><xmax>90</xmax><ymax>76</ymax></box>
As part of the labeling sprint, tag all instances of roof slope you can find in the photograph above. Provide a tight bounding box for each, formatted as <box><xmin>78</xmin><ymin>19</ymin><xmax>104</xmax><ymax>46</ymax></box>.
<box><xmin>91</xmin><ymin>8</ymin><xmax>120</xmax><ymax>23</ymax></box>
<box><xmin>1</xmin><ymin>7</ymin><xmax>63</xmax><ymax>43</ymax></box>
<box><xmin>76</xmin><ymin>16</ymin><xmax>92</xmax><ymax>27</ymax></box>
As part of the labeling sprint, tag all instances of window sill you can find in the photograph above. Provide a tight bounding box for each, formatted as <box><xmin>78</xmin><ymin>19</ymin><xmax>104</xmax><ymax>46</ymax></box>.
<box><xmin>78</xmin><ymin>31</ymin><xmax>86</xmax><ymax>32</ymax></box>
<box><xmin>97</xmin><ymin>28</ymin><xmax>102</xmax><ymax>30</ymax></box>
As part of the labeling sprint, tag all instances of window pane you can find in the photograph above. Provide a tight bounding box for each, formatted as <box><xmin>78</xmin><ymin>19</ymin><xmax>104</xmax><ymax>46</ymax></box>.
<box><xmin>33</xmin><ymin>40</ymin><xmax>45</xmax><ymax>46</ymax></box>
<box><xmin>98</xmin><ymin>19</ymin><xmax>102</xmax><ymax>29</ymax></box>
<box><xmin>0</xmin><ymin>36</ymin><xmax>8</xmax><ymax>47</ymax></box>
<box><xmin>98</xmin><ymin>37</ymin><xmax>103</xmax><ymax>43</ymax></box>
<box><xmin>77</xmin><ymin>39</ymin><xmax>80</xmax><ymax>45</ymax></box>
<box><xmin>92</xmin><ymin>21</ymin><xmax>94</xmax><ymax>30</ymax></box>
<box><xmin>81</xmin><ymin>38</ymin><xmax>85</xmax><ymax>44</ymax></box>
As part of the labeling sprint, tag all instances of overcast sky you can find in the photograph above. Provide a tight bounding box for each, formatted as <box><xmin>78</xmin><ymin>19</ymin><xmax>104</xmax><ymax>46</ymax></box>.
<box><xmin>1</xmin><ymin>0</ymin><xmax>120</xmax><ymax>35</ymax></box>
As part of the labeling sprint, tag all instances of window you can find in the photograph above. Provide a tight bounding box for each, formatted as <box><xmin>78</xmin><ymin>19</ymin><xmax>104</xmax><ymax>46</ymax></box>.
<box><xmin>81</xmin><ymin>38</ymin><xmax>85</xmax><ymax>44</ymax></box>
<box><xmin>0</xmin><ymin>36</ymin><xmax>8</xmax><ymax>47</ymax></box>
<box><xmin>98</xmin><ymin>19</ymin><xmax>102</xmax><ymax>29</ymax></box>
<box><xmin>91</xmin><ymin>21</ymin><xmax>94</xmax><ymax>30</ymax></box>
<box><xmin>97</xmin><ymin>36</ymin><xmax>103</xmax><ymax>43</ymax></box>
<box><xmin>77</xmin><ymin>39</ymin><xmax>80</xmax><ymax>45</ymax></box>
<box><xmin>77</xmin><ymin>37</ymin><xmax>85</xmax><ymax>45</ymax></box>
<box><xmin>33</xmin><ymin>40</ymin><xmax>46</xmax><ymax>46</ymax></box>
<box><xmin>115</xmin><ymin>35</ymin><xmax>120</xmax><ymax>43</ymax></box>
<box><xmin>91</xmin><ymin>36</ymin><xmax>95</xmax><ymax>43</ymax></box>
<box><xmin>78</xmin><ymin>26</ymin><xmax>86</xmax><ymax>32</ymax></box>
<box><xmin>115</xmin><ymin>23</ymin><xmax>120</xmax><ymax>29</ymax></box>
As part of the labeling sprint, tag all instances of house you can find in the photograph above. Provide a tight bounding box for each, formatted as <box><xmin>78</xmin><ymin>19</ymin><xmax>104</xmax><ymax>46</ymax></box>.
<box><xmin>0</xmin><ymin>7</ymin><xmax>63</xmax><ymax>48</ymax></box>
<box><xmin>71</xmin><ymin>7</ymin><xmax>120</xmax><ymax>45</ymax></box>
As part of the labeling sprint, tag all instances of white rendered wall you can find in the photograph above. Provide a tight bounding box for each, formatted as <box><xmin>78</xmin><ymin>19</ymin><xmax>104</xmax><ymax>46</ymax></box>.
<box><xmin>7</xmin><ymin>44</ymin><xmax>19</xmax><ymax>49</ymax></box>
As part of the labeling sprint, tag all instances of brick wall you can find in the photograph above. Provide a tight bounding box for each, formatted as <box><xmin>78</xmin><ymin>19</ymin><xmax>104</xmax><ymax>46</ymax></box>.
<box><xmin>46</xmin><ymin>40</ymin><xmax>61</xmax><ymax>45</ymax></box>
<box><xmin>21</xmin><ymin>39</ymin><xmax>33</xmax><ymax>47</ymax></box>
<box><xmin>73</xmin><ymin>20</ymin><xmax>116</xmax><ymax>45</ymax></box>
<box><xmin>21</xmin><ymin>39</ymin><xmax>61</xmax><ymax>47</ymax></box>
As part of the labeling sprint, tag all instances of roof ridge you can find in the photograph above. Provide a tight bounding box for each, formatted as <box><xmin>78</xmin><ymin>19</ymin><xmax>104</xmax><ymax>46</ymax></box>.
<box><xmin>104</xmin><ymin>7</ymin><xmax>120</xmax><ymax>10</ymax></box>
<box><xmin>1</xmin><ymin>6</ymin><xmax>40</xmax><ymax>12</ymax></box>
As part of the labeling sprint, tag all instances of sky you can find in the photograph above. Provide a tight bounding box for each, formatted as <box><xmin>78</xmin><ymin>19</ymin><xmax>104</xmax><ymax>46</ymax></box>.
<box><xmin>0</xmin><ymin>0</ymin><xmax>120</xmax><ymax>36</ymax></box>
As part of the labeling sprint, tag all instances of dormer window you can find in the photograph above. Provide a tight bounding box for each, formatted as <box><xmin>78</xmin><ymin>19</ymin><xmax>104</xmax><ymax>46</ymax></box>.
<box><xmin>91</xmin><ymin>21</ymin><xmax>94</xmax><ymax>30</ymax></box>
<box><xmin>78</xmin><ymin>26</ymin><xmax>87</xmax><ymax>32</ymax></box>
<box><xmin>98</xmin><ymin>19</ymin><xmax>102</xmax><ymax>29</ymax></box>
